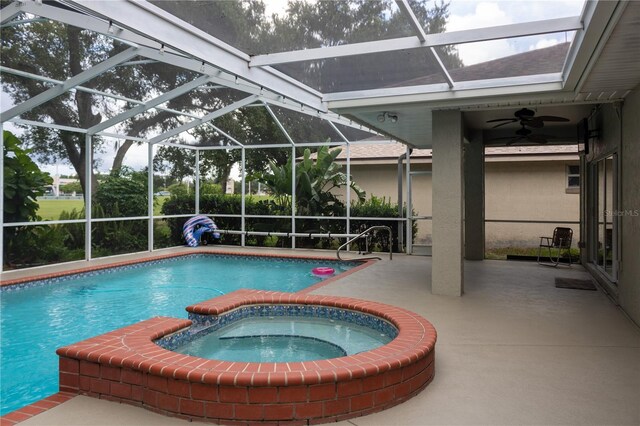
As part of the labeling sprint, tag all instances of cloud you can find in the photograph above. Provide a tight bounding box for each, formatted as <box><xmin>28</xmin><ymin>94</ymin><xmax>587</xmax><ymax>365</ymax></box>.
<box><xmin>263</xmin><ymin>0</ymin><xmax>292</xmax><ymax>19</ymax></box>
<box><xmin>447</xmin><ymin>2</ymin><xmax>511</xmax><ymax>33</ymax></box>
<box><xmin>530</xmin><ymin>37</ymin><xmax>566</xmax><ymax>51</ymax></box>
<box><xmin>446</xmin><ymin>1</ymin><xmax>582</xmax><ymax>66</ymax></box>
<box><xmin>447</xmin><ymin>2</ymin><xmax>515</xmax><ymax>65</ymax></box>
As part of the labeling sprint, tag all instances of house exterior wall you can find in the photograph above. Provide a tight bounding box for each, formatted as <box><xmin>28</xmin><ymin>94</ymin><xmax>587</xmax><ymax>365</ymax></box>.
<box><xmin>348</xmin><ymin>163</ymin><xmax>432</xmax><ymax>245</ymax></box>
<box><xmin>347</xmin><ymin>158</ymin><xmax>580</xmax><ymax>248</ymax></box>
<box><xmin>578</xmin><ymin>89</ymin><xmax>640</xmax><ymax>327</ymax></box>
<box><xmin>619</xmin><ymin>87</ymin><xmax>640</xmax><ymax>327</ymax></box>
<box><xmin>484</xmin><ymin>160</ymin><xmax>580</xmax><ymax>248</ymax></box>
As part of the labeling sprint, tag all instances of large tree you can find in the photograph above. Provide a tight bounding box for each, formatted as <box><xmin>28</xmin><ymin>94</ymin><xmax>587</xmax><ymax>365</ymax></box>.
<box><xmin>2</xmin><ymin>0</ymin><xmax>460</xmax><ymax>197</ymax></box>
<box><xmin>266</xmin><ymin>0</ymin><xmax>462</xmax><ymax>92</ymax></box>
<box><xmin>0</xmin><ymin>15</ymin><xmax>195</xmax><ymax>196</ymax></box>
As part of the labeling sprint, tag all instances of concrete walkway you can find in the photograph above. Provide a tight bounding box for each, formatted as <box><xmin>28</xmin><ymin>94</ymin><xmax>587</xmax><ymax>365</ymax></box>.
<box><xmin>9</xmin><ymin>248</ymin><xmax>640</xmax><ymax>425</ymax></box>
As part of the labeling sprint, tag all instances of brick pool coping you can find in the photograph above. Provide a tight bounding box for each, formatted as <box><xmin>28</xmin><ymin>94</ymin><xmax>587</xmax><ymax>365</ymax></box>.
<box><xmin>0</xmin><ymin>392</ymin><xmax>75</xmax><ymax>426</ymax></box>
<box><xmin>56</xmin><ymin>289</ymin><xmax>437</xmax><ymax>424</ymax></box>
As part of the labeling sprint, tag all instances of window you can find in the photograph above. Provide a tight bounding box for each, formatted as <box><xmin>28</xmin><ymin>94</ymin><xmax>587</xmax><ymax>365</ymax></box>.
<box><xmin>566</xmin><ymin>165</ymin><xmax>580</xmax><ymax>193</ymax></box>
<box><xmin>567</xmin><ymin>165</ymin><xmax>580</xmax><ymax>187</ymax></box>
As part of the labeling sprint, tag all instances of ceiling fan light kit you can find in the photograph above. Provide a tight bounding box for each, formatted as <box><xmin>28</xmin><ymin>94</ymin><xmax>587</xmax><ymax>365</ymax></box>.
<box><xmin>377</xmin><ymin>112</ymin><xmax>398</xmax><ymax>123</ymax></box>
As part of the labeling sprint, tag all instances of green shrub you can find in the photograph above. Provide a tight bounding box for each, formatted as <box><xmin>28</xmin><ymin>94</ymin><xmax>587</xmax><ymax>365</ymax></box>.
<box><xmin>3</xmin><ymin>130</ymin><xmax>52</xmax><ymax>223</ymax></box>
<box><xmin>160</xmin><ymin>193</ymin><xmax>414</xmax><ymax>252</ymax></box>
<box><xmin>350</xmin><ymin>196</ymin><xmax>417</xmax><ymax>252</ymax></box>
<box><xmin>3</xmin><ymin>131</ymin><xmax>57</xmax><ymax>268</ymax></box>
<box><xmin>93</xmin><ymin>167</ymin><xmax>148</xmax><ymax>218</ymax></box>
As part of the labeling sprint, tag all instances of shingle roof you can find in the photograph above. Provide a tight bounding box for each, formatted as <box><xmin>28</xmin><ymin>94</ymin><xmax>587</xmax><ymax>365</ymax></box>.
<box><xmin>332</xmin><ymin>142</ymin><xmax>577</xmax><ymax>161</ymax></box>
<box><xmin>391</xmin><ymin>42</ymin><xmax>570</xmax><ymax>87</ymax></box>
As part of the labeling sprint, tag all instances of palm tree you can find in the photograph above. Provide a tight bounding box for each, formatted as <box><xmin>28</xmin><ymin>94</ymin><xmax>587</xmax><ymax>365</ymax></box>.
<box><xmin>249</xmin><ymin>146</ymin><xmax>365</xmax><ymax>216</ymax></box>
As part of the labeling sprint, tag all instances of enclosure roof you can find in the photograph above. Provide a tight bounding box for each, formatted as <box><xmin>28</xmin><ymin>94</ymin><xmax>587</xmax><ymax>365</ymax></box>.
<box><xmin>1</xmin><ymin>0</ymin><xmax>639</xmax><ymax>148</ymax></box>
<box><xmin>391</xmin><ymin>43</ymin><xmax>571</xmax><ymax>87</ymax></box>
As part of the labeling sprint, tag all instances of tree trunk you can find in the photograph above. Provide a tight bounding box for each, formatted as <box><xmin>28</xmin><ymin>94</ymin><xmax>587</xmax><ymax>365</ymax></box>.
<box><xmin>110</xmin><ymin>111</ymin><xmax>176</xmax><ymax>173</ymax></box>
<box><xmin>111</xmin><ymin>140</ymin><xmax>135</xmax><ymax>175</ymax></box>
<box><xmin>216</xmin><ymin>165</ymin><xmax>231</xmax><ymax>193</ymax></box>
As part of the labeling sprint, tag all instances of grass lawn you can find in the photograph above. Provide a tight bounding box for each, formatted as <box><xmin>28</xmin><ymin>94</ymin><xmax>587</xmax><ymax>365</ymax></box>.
<box><xmin>485</xmin><ymin>246</ymin><xmax>580</xmax><ymax>260</ymax></box>
<box><xmin>36</xmin><ymin>195</ymin><xmax>265</xmax><ymax>220</ymax></box>
<box><xmin>37</xmin><ymin>199</ymin><xmax>84</xmax><ymax>220</ymax></box>
<box><xmin>37</xmin><ymin>197</ymin><xmax>170</xmax><ymax>220</ymax></box>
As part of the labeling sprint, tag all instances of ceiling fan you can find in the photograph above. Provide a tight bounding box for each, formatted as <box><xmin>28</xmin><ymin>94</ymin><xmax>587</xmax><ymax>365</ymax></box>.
<box><xmin>486</xmin><ymin>125</ymin><xmax>555</xmax><ymax>145</ymax></box>
<box><xmin>487</xmin><ymin>108</ymin><xmax>569</xmax><ymax>129</ymax></box>
<box><xmin>485</xmin><ymin>108</ymin><xmax>569</xmax><ymax>145</ymax></box>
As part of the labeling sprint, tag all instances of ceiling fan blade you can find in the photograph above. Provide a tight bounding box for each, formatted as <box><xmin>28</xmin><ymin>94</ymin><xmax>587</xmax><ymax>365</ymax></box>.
<box><xmin>487</xmin><ymin>118</ymin><xmax>518</xmax><ymax>123</ymax></box>
<box><xmin>536</xmin><ymin>115</ymin><xmax>570</xmax><ymax>122</ymax></box>
<box><xmin>486</xmin><ymin>136</ymin><xmax>520</xmax><ymax>141</ymax></box>
<box><xmin>525</xmin><ymin>118</ymin><xmax>545</xmax><ymax>128</ymax></box>
<box><xmin>491</xmin><ymin>120</ymin><xmax>518</xmax><ymax>129</ymax></box>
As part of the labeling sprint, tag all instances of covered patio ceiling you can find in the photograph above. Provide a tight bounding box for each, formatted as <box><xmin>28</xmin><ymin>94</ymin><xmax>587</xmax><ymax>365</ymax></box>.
<box><xmin>1</xmin><ymin>0</ymin><xmax>639</xmax><ymax>149</ymax></box>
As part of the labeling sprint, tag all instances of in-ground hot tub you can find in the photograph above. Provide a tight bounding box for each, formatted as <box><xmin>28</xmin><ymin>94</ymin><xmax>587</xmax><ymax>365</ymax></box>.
<box><xmin>160</xmin><ymin>302</ymin><xmax>398</xmax><ymax>363</ymax></box>
<box><xmin>57</xmin><ymin>290</ymin><xmax>437</xmax><ymax>424</ymax></box>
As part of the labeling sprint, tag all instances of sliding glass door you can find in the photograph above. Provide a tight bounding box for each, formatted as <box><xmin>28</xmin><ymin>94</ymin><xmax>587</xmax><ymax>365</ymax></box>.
<box><xmin>591</xmin><ymin>154</ymin><xmax>617</xmax><ymax>281</ymax></box>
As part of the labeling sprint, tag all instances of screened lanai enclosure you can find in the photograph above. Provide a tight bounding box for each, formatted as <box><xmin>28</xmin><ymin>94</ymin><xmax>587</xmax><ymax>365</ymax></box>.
<box><xmin>0</xmin><ymin>0</ymin><xmax>608</xmax><ymax>271</ymax></box>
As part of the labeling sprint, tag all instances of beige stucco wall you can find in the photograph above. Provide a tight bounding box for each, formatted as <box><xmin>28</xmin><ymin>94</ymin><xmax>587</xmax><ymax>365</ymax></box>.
<box><xmin>619</xmin><ymin>86</ymin><xmax>640</xmax><ymax>326</ymax></box>
<box><xmin>484</xmin><ymin>160</ymin><xmax>580</xmax><ymax>248</ymax></box>
<box><xmin>348</xmin><ymin>163</ymin><xmax>433</xmax><ymax>244</ymax></box>
<box><xmin>348</xmin><ymin>158</ymin><xmax>580</xmax><ymax>248</ymax></box>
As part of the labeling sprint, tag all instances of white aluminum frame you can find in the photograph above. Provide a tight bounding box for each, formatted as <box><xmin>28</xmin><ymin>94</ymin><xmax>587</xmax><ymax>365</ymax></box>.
<box><xmin>61</xmin><ymin>0</ymin><xmax>326</xmax><ymax>112</ymax></box>
<box><xmin>0</xmin><ymin>0</ymin><xmax>620</xmax><ymax>271</ymax></box>
<box><xmin>0</xmin><ymin>47</ymin><xmax>139</xmax><ymax>122</ymax></box>
<box><xmin>250</xmin><ymin>17</ymin><xmax>582</xmax><ymax>68</ymax></box>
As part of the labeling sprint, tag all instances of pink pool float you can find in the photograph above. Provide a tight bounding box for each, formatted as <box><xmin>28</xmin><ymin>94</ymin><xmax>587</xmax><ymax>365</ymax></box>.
<box><xmin>312</xmin><ymin>266</ymin><xmax>335</xmax><ymax>276</ymax></box>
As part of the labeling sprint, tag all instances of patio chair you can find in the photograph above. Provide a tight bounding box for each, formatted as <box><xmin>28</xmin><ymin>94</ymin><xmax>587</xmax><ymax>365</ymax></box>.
<box><xmin>537</xmin><ymin>227</ymin><xmax>573</xmax><ymax>267</ymax></box>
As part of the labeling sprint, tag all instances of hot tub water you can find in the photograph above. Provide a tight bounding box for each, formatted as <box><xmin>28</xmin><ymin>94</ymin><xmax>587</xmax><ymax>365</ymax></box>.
<box><xmin>173</xmin><ymin>316</ymin><xmax>392</xmax><ymax>362</ymax></box>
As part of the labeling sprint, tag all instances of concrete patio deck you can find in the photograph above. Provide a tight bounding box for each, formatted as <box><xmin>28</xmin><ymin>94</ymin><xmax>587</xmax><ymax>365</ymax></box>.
<box><xmin>5</xmin><ymin>247</ymin><xmax>640</xmax><ymax>425</ymax></box>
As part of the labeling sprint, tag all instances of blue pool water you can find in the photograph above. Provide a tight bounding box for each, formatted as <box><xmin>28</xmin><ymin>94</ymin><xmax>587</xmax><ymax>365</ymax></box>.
<box><xmin>0</xmin><ymin>254</ymin><xmax>354</xmax><ymax>415</ymax></box>
<box><xmin>173</xmin><ymin>317</ymin><xmax>392</xmax><ymax>362</ymax></box>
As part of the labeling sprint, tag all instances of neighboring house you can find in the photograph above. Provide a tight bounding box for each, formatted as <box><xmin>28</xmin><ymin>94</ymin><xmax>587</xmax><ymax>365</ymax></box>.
<box><xmin>334</xmin><ymin>142</ymin><xmax>580</xmax><ymax>250</ymax></box>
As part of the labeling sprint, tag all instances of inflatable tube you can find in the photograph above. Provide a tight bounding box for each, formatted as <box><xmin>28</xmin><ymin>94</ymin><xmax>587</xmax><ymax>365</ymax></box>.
<box><xmin>312</xmin><ymin>267</ymin><xmax>335</xmax><ymax>276</ymax></box>
<box><xmin>183</xmin><ymin>215</ymin><xmax>220</xmax><ymax>247</ymax></box>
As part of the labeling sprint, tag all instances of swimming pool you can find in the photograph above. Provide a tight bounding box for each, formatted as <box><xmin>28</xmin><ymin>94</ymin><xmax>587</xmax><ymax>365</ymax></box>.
<box><xmin>0</xmin><ymin>253</ymin><xmax>357</xmax><ymax>415</ymax></box>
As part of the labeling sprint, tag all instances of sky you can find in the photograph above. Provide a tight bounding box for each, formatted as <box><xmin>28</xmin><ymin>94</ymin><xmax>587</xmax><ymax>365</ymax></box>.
<box><xmin>445</xmin><ymin>0</ymin><xmax>585</xmax><ymax>65</ymax></box>
<box><xmin>2</xmin><ymin>0</ymin><xmax>585</xmax><ymax>178</ymax></box>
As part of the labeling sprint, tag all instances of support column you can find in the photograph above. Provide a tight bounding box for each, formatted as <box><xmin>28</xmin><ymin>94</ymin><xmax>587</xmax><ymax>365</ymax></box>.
<box><xmin>432</xmin><ymin>110</ymin><xmax>464</xmax><ymax>296</ymax></box>
<box><xmin>195</xmin><ymin>149</ymin><xmax>200</xmax><ymax>214</ymax></box>
<box><xmin>148</xmin><ymin>142</ymin><xmax>154</xmax><ymax>252</ymax></box>
<box><xmin>85</xmin><ymin>134</ymin><xmax>92</xmax><ymax>261</ymax></box>
<box><xmin>1</xmin><ymin>124</ymin><xmax>4</xmax><ymax>272</ymax></box>
<box><xmin>464</xmin><ymin>134</ymin><xmax>485</xmax><ymax>260</ymax></box>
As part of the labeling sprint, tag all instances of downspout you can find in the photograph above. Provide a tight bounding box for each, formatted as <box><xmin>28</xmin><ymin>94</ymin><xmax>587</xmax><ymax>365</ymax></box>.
<box><xmin>398</xmin><ymin>147</ymin><xmax>413</xmax><ymax>252</ymax></box>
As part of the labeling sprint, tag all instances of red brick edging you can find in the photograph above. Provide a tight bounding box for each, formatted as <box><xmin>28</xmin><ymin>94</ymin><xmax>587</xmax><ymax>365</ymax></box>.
<box><xmin>0</xmin><ymin>392</ymin><xmax>74</xmax><ymax>426</ymax></box>
<box><xmin>56</xmin><ymin>289</ymin><xmax>437</xmax><ymax>424</ymax></box>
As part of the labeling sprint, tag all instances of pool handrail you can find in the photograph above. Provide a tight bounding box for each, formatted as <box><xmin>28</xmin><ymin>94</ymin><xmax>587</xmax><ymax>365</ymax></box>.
<box><xmin>207</xmin><ymin>227</ymin><xmax>392</xmax><ymax>261</ymax></box>
<box><xmin>336</xmin><ymin>225</ymin><xmax>392</xmax><ymax>261</ymax></box>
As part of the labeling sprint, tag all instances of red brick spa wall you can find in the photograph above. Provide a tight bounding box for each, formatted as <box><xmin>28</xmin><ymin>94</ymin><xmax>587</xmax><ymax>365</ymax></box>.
<box><xmin>57</xmin><ymin>290</ymin><xmax>437</xmax><ymax>425</ymax></box>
